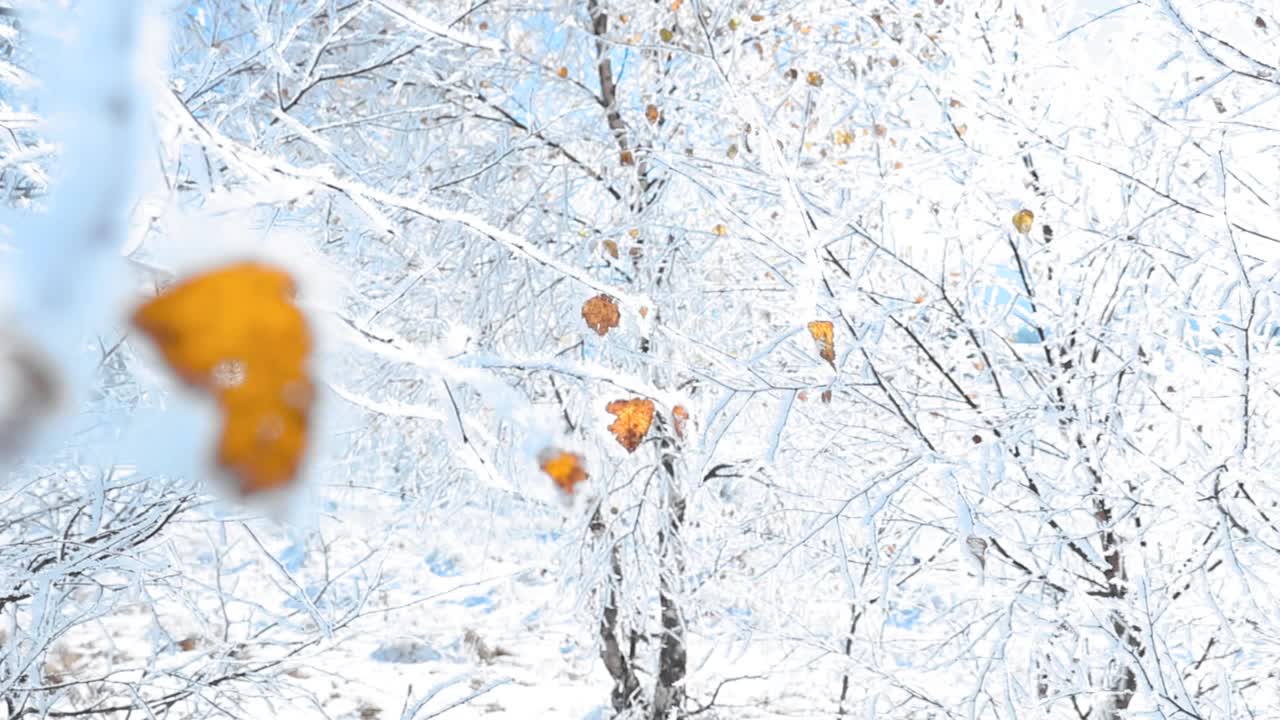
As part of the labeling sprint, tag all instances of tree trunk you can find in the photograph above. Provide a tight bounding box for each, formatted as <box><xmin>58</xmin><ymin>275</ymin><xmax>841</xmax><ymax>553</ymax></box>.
<box><xmin>594</xmin><ymin>509</ymin><xmax>643</xmax><ymax>715</ymax></box>
<box><xmin>651</xmin><ymin>453</ymin><xmax>687</xmax><ymax>719</ymax></box>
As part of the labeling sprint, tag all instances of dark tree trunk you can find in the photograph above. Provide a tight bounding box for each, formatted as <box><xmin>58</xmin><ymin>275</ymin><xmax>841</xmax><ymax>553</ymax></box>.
<box><xmin>651</xmin><ymin>454</ymin><xmax>687</xmax><ymax>719</ymax></box>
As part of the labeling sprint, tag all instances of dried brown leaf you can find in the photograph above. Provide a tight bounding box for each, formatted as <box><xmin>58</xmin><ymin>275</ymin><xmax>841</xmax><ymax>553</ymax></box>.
<box><xmin>606</xmin><ymin>398</ymin><xmax>654</xmax><ymax>452</ymax></box>
<box><xmin>582</xmin><ymin>294</ymin><xmax>621</xmax><ymax>336</ymax></box>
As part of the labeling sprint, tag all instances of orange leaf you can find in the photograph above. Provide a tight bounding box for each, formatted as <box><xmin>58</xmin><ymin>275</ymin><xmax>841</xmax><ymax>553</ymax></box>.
<box><xmin>539</xmin><ymin>448</ymin><xmax>589</xmax><ymax>493</ymax></box>
<box><xmin>582</xmin><ymin>294</ymin><xmax>621</xmax><ymax>336</ymax></box>
<box><xmin>713</xmin><ymin>223</ymin><xmax>728</xmax><ymax>237</ymax></box>
<box><xmin>131</xmin><ymin>262</ymin><xmax>313</xmax><ymax>495</ymax></box>
<box><xmin>645</xmin><ymin>103</ymin><xmax>661</xmax><ymax>125</ymax></box>
<box><xmin>606</xmin><ymin>398</ymin><xmax>654</xmax><ymax>452</ymax></box>
<box><xmin>602</xmin><ymin>239</ymin><xmax>620</xmax><ymax>258</ymax></box>
<box><xmin>557</xmin><ymin>66</ymin><xmax>569</xmax><ymax>78</ymax></box>
<box><xmin>672</xmin><ymin>405</ymin><xmax>689</xmax><ymax>439</ymax></box>
<box><xmin>807</xmin><ymin>320</ymin><xmax>836</xmax><ymax>368</ymax></box>
<box><xmin>620</xmin><ymin>149</ymin><xmax>635</xmax><ymax>165</ymax></box>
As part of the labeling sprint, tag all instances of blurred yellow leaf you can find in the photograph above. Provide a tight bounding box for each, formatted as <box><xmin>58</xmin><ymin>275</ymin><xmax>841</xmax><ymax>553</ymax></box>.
<box><xmin>539</xmin><ymin>448</ymin><xmax>588</xmax><ymax>493</ymax></box>
<box><xmin>606</xmin><ymin>398</ymin><xmax>655</xmax><ymax>453</ymax></box>
<box><xmin>603</xmin><ymin>239</ymin><xmax>620</xmax><ymax>258</ymax></box>
<box><xmin>131</xmin><ymin>262</ymin><xmax>313</xmax><ymax>495</ymax></box>
<box><xmin>582</xmin><ymin>294</ymin><xmax>621</xmax><ymax>336</ymax></box>
<box><xmin>557</xmin><ymin>66</ymin><xmax>568</xmax><ymax>78</ymax></box>
<box><xmin>713</xmin><ymin>223</ymin><xmax>728</xmax><ymax>237</ymax></box>
<box><xmin>659</xmin><ymin>28</ymin><xmax>674</xmax><ymax>42</ymax></box>
<box><xmin>807</xmin><ymin>320</ymin><xmax>836</xmax><ymax>369</ymax></box>
<box><xmin>807</xmin><ymin>71</ymin><xmax>823</xmax><ymax>87</ymax></box>
<box><xmin>0</xmin><ymin>334</ymin><xmax>61</xmax><ymax>461</ymax></box>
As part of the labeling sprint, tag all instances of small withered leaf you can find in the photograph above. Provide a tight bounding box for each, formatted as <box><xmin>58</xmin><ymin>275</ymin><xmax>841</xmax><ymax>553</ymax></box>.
<box><xmin>1012</xmin><ymin>209</ymin><xmax>1034</xmax><ymax>234</ymax></box>
<box><xmin>582</xmin><ymin>294</ymin><xmax>621</xmax><ymax>336</ymax></box>
<box><xmin>672</xmin><ymin>405</ymin><xmax>689</xmax><ymax>439</ymax></box>
<box><xmin>807</xmin><ymin>320</ymin><xmax>836</xmax><ymax>369</ymax></box>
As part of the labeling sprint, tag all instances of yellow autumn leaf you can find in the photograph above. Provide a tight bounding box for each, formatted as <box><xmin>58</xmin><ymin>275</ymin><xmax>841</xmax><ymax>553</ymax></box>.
<box><xmin>606</xmin><ymin>398</ymin><xmax>654</xmax><ymax>453</ymax></box>
<box><xmin>1012</xmin><ymin>209</ymin><xmax>1034</xmax><ymax>234</ymax></box>
<box><xmin>582</xmin><ymin>294</ymin><xmax>621</xmax><ymax>336</ymax></box>
<box><xmin>131</xmin><ymin>262</ymin><xmax>314</xmax><ymax>496</ymax></box>
<box><xmin>807</xmin><ymin>320</ymin><xmax>836</xmax><ymax>369</ymax></box>
<box><xmin>557</xmin><ymin>66</ymin><xmax>569</xmax><ymax>78</ymax></box>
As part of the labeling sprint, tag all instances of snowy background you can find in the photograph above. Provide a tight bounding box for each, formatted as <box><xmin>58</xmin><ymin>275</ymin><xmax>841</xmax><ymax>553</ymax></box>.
<box><xmin>2</xmin><ymin>0</ymin><xmax>1279</xmax><ymax>718</ymax></box>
